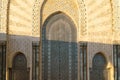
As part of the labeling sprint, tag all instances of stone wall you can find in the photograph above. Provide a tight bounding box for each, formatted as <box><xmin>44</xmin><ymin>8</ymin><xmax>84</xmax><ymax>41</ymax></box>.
<box><xmin>113</xmin><ymin>0</ymin><xmax>120</xmax><ymax>44</ymax></box>
<box><xmin>0</xmin><ymin>0</ymin><xmax>119</xmax><ymax>80</ymax></box>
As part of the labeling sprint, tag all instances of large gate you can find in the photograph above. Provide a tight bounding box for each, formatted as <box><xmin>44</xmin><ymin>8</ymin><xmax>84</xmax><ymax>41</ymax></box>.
<box><xmin>42</xmin><ymin>13</ymin><xmax>78</xmax><ymax>80</ymax></box>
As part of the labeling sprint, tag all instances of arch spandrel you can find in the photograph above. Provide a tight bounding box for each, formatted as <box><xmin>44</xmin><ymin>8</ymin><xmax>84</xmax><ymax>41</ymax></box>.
<box><xmin>42</xmin><ymin>0</ymin><xmax>79</xmax><ymax>29</ymax></box>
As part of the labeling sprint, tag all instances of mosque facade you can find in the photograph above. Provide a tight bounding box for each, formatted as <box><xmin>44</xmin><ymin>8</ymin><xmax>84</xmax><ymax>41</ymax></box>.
<box><xmin>0</xmin><ymin>0</ymin><xmax>120</xmax><ymax>80</ymax></box>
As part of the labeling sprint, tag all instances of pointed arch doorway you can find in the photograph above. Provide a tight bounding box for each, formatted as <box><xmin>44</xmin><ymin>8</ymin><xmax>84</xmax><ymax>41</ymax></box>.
<box><xmin>10</xmin><ymin>53</ymin><xmax>29</xmax><ymax>80</ymax></box>
<box><xmin>90</xmin><ymin>53</ymin><xmax>108</xmax><ymax>80</ymax></box>
<box><xmin>42</xmin><ymin>12</ymin><xmax>78</xmax><ymax>80</ymax></box>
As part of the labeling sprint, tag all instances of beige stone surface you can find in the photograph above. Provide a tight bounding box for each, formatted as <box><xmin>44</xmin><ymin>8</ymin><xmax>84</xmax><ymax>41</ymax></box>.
<box><xmin>0</xmin><ymin>0</ymin><xmax>120</xmax><ymax>80</ymax></box>
<box><xmin>86</xmin><ymin>0</ymin><xmax>113</xmax><ymax>44</ymax></box>
<box><xmin>0</xmin><ymin>0</ymin><xmax>8</xmax><ymax>33</ymax></box>
<box><xmin>9</xmin><ymin>0</ymin><xmax>34</xmax><ymax>36</ymax></box>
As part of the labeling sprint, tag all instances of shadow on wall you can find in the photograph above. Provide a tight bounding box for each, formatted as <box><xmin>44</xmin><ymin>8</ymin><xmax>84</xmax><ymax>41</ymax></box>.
<box><xmin>0</xmin><ymin>33</ymin><xmax>7</xmax><ymax>40</ymax></box>
<box><xmin>0</xmin><ymin>33</ymin><xmax>117</xmax><ymax>80</ymax></box>
<box><xmin>0</xmin><ymin>33</ymin><xmax>39</xmax><ymax>80</ymax></box>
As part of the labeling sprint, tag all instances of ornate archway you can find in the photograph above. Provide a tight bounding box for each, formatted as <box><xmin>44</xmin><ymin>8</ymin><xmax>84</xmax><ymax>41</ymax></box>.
<box><xmin>42</xmin><ymin>12</ymin><xmax>78</xmax><ymax>80</ymax></box>
<box><xmin>90</xmin><ymin>53</ymin><xmax>108</xmax><ymax>80</ymax></box>
<box><xmin>10</xmin><ymin>53</ymin><xmax>29</xmax><ymax>80</ymax></box>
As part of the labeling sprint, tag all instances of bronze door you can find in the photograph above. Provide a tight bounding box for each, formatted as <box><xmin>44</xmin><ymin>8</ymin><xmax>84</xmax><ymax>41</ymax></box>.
<box><xmin>42</xmin><ymin>13</ymin><xmax>77</xmax><ymax>80</ymax></box>
<box><xmin>50</xmin><ymin>41</ymin><xmax>70</xmax><ymax>80</ymax></box>
<box><xmin>43</xmin><ymin>41</ymin><xmax>77</xmax><ymax>80</ymax></box>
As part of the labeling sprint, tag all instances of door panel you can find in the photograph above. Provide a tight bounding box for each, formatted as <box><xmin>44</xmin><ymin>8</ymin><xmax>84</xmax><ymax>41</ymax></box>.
<box><xmin>60</xmin><ymin>42</ymin><xmax>69</xmax><ymax>80</ymax></box>
<box><xmin>43</xmin><ymin>41</ymin><xmax>77</xmax><ymax>80</ymax></box>
<box><xmin>71</xmin><ymin>43</ymin><xmax>77</xmax><ymax>80</ymax></box>
<box><xmin>51</xmin><ymin>41</ymin><xmax>59</xmax><ymax>80</ymax></box>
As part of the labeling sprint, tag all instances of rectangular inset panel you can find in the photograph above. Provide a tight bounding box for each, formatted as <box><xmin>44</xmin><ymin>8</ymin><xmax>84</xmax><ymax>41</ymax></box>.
<box><xmin>80</xmin><ymin>42</ymin><xmax>87</xmax><ymax>80</ymax></box>
<box><xmin>32</xmin><ymin>42</ymin><xmax>39</xmax><ymax>80</ymax></box>
<box><xmin>50</xmin><ymin>41</ymin><xmax>59</xmax><ymax>80</ymax></box>
<box><xmin>0</xmin><ymin>41</ymin><xmax>6</xmax><ymax>80</ymax></box>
